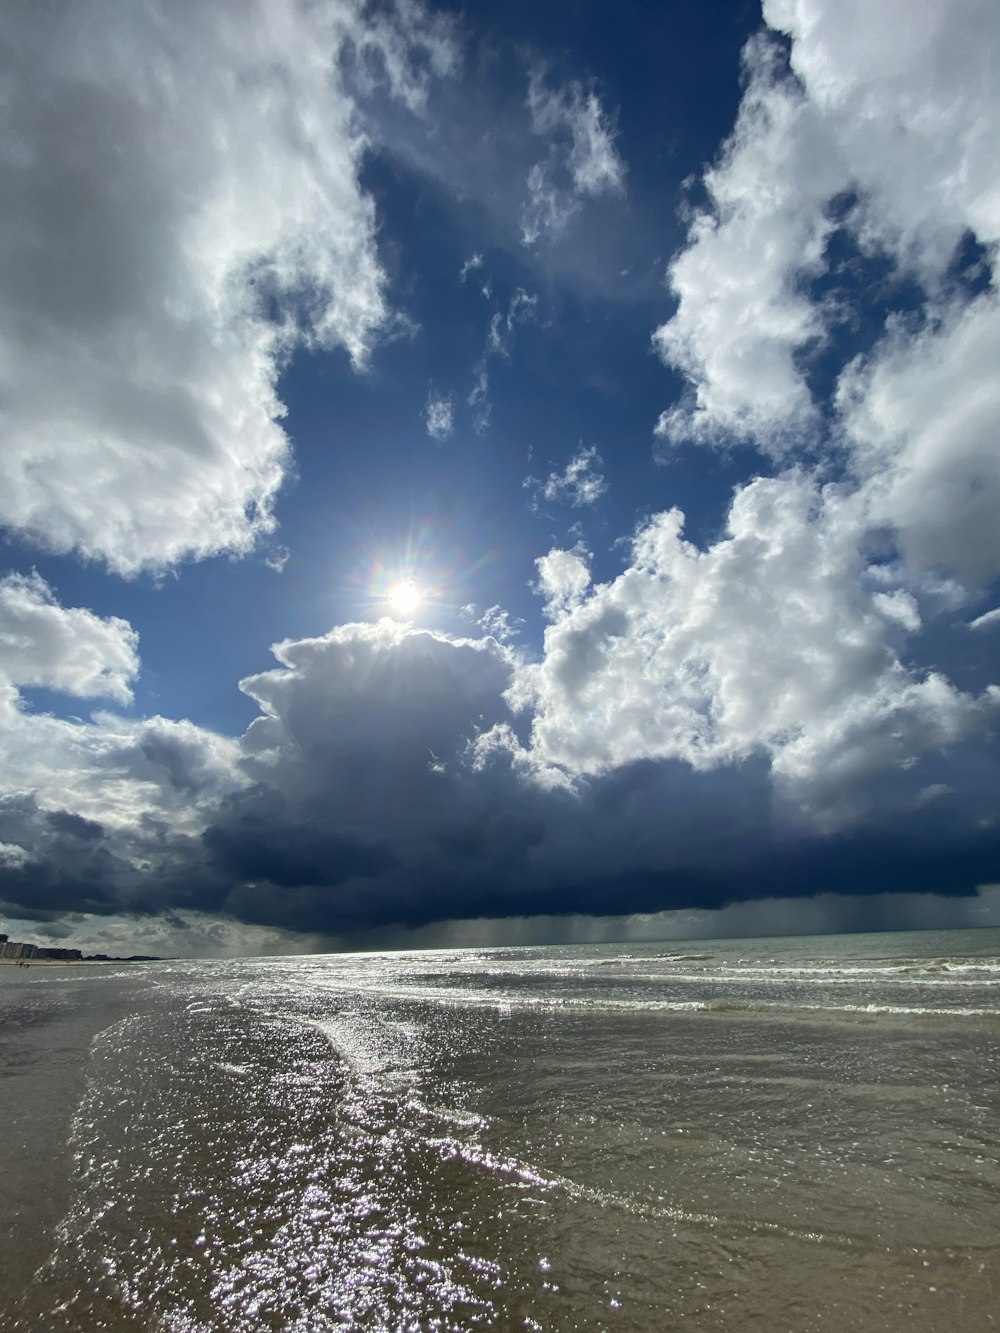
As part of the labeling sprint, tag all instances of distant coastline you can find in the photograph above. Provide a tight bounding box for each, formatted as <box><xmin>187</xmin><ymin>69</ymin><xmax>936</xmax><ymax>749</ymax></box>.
<box><xmin>0</xmin><ymin>932</ymin><xmax>161</xmax><ymax>963</ymax></box>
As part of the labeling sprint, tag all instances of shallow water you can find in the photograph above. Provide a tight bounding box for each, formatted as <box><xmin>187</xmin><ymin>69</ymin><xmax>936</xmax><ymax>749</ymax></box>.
<box><xmin>4</xmin><ymin>928</ymin><xmax>1000</xmax><ymax>1330</ymax></box>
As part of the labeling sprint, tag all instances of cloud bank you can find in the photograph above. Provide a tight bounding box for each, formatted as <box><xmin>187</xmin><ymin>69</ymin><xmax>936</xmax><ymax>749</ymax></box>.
<box><xmin>2</xmin><ymin>598</ymin><xmax>997</xmax><ymax>939</ymax></box>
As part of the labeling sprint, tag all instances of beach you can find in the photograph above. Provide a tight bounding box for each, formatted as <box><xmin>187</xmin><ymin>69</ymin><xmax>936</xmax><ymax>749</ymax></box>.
<box><xmin>2</xmin><ymin>929</ymin><xmax>999</xmax><ymax>1331</ymax></box>
<box><xmin>0</xmin><ymin>967</ymin><xmax>148</xmax><ymax>1305</ymax></box>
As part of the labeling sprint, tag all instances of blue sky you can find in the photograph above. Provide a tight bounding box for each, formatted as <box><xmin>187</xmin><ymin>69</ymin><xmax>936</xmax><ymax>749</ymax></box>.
<box><xmin>2</xmin><ymin>0</ymin><xmax>999</xmax><ymax>956</ymax></box>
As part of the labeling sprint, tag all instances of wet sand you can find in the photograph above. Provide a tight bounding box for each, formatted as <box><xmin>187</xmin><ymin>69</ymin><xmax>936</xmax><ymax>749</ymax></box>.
<box><xmin>0</xmin><ymin>968</ymin><xmax>150</xmax><ymax>1306</ymax></box>
<box><xmin>0</xmin><ymin>959</ymin><xmax>153</xmax><ymax>966</ymax></box>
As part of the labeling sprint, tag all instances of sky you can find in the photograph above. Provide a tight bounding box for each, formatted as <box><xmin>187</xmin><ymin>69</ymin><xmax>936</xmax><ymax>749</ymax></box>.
<box><xmin>2</xmin><ymin>0</ymin><xmax>1000</xmax><ymax>957</ymax></box>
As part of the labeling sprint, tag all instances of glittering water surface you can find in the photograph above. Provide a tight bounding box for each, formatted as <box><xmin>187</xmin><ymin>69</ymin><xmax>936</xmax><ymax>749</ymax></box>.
<box><xmin>10</xmin><ymin>929</ymin><xmax>1000</xmax><ymax>1330</ymax></box>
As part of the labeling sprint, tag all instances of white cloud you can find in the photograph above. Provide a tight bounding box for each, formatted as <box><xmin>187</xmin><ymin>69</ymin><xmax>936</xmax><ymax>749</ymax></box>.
<box><xmin>527</xmin><ymin>73</ymin><xmax>625</xmax><ymax>198</ymax></box>
<box><xmin>653</xmin><ymin>35</ymin><xmax>845</xmax><ymax>449</ymax></box>
<box><xmin>0</xmin><ymin>0</ymin><xmax>455</xmax><ymax>575</ymax></box>
<box><xmin>508</xmin><ymin>472</ymin><xmax>996</xmax><ymax>825</ymax></box>
<box><xmin>0</xmin><ymin>572</ymin><xmax>139</xmax><ymax>705</ymax></box>
<box><xmin>425</xmin><ymin>389</ymin><xmax>454</xmax><ymax>440</ymax></box>
<box><xmin>655</xmin><ymin>0</ymin><xmax>1000</xmax><ymax>451</ymax></box>
<box><xmin>0</xmin><ymin>702</ymin><xmax>239</xmax><ymax>840</ymax></box>
<box><xmin>969</xmin><ymin>608</ymin><xmax>1000</xmax><ymax>632</ymax></box>
<box><xmin>461</xmin><ymin>604</ymin><xmax>524</xmax><ymax>643</ymax></box>
<box><xmin>520</xmin><ymin>72</ymin><xmax>624</xmax><ymax>245</ymax></box>
<box><xmin>839</xmin><ymin>295</ymin><xmax>1000</xmax><ymax>585</ymax></box>
<box><xmin>520</xmin><ymin>163</ymin><xmax>579</xmax><ymax>248</ymax></box>
<box><xmin>646</xmin><ymin>0</ymin><xmax>1000</xmax><ymax>854</ymax></box>
<box><xmin>871</xmin><ymin>590</ymin><xmax>921</xmax><ymax>633</ymax></box>
<box><xmin>489</xmin><ymin>290</ymin><xmax>539</xmax><ymax>356</ymax></box>
<box><xmin>1</xmin><ymin>591</ymin><xmax>996</xmax><ymax>937</ymax></box>
<box><xmin>2</xmin><ymin>0</ymin><xmax>998</xmax><ymax>940</ymax></box>
<box><xmin>0</xmin><ymin>574</ymin><xmax>241</xmax><ymax>919</ymax></box>
<box><xmin>467</xmin><ymin>368</ymin><xmax>492</xmax><ymax>435</ymax></box>
<box><xmin>532</xmin><ymin>547</ymin><xmax>593</xmax><ymax>619</ymax></box>
<box><xmin>527</xmin><ymin>445</ymin><xmax>608</xmax><ymax>508</ymax></box>
<box><xmin>0</xmin><ymin>842</ymin><xmax>30</xmax><ymax>871</ymax></box>
<box><xmin>765</xmin><ymin>0</ymin><xmax>1000</xmax><ymax>275</ymax></box>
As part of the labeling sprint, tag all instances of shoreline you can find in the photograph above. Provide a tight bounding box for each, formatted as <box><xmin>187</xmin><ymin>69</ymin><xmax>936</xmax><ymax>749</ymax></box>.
<box><xmin>1</xmin><ymin>958</ymin><xmax>101</xmax><ymax>967</ymax></box>
<box><xmin>0</xmin><ymin>969</ymin><xmax>150</xmax><ymax>1311</ymax></box>
<box><xmin>0</xmin><ymin>957</ymin><xmax>165</xmax><ymax>967</ymax></box>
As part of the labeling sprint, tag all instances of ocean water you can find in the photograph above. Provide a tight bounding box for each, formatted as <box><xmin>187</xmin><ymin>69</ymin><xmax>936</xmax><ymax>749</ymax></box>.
<box><xmin>4</xmin><ymin>927</ymin><xmax>1000</xmax><ymax>1331</ymax></box>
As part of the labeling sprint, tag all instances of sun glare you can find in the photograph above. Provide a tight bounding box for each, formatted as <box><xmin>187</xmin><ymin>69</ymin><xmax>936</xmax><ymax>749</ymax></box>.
<box><xmin>387</xmin><ymin>579</ymin><xmax>421</xmax><ymax>616</ymax></box>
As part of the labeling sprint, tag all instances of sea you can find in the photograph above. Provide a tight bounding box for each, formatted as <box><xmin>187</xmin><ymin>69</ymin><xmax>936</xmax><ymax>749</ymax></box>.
<box><xmin>2</xmin><ymin>927</ymin><xmax>999</xmax><ymax>1331</ymax></box>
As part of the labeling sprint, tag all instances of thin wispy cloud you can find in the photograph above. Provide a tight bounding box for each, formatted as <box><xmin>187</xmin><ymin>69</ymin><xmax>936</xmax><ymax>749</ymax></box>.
<box><xmin>467</xmin><ymin>288</ymin><xmax>537</xmax><ymax>433</ymax></box>
<box><xmin>520</xmin><ymin>71</ymin><xmax>624</xmax><ymax>245</ymax></box>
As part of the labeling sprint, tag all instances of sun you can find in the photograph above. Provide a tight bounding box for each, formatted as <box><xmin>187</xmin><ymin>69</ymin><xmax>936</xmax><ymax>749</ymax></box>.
<box><xmin>387</xmin><ymin>579</ymin><xmax>421</xmax><ymax>616</ymax></box>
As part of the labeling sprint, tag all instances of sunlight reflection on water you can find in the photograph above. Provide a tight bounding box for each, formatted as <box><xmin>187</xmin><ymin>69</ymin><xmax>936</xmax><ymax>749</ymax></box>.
<box><xmin>13</xmin><ymin>931</ymin><xmax>1000</xmax><ymax>1331</ymax></box>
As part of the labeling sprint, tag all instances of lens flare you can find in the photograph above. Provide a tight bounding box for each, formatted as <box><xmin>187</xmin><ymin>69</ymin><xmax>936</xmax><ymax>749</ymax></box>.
<box><xmin>387</xmin><ymin>580</ymin><xmax>421</xmax><ymax>615</ymax></box>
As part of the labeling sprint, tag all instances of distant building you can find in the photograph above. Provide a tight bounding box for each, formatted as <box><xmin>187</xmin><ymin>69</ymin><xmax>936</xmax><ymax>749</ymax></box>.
<box><xmin>1</xmin><ymin>935</ymin><xmax>159</xmax><ymax>962</ymax></box>
<box><xmin>1</xmin><ymin>940</ymin><xmax>81</xmax><ymax>959</ymax></box>
<box><xmin>1</xmin><ymin>941</ymin><xmax>38</xmax><ymax>959</ymax></box>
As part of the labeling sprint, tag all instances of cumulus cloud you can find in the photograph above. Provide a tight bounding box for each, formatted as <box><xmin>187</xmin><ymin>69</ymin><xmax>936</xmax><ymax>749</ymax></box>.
<box><xmin>0</xmin><ymin>575</ymin><xmax>241</xmax><ymax>920</ymax></box>
<box><xmin>0</xmin><ymin>842</ymin><xmax>30</xmax><ymax>871</ymax></box>
<box><xmin>507</xmin><ymin>472</ymin><xmax>999</xmax><ymax>827</ymax></box>
<box><xmin>838</xmin><ymin>296</ymin><xmax>1000</xmax><ymax>586</ymax></box>
<box><xmin>521</xmin><ymin>72</ymin><xmax>624</xmax><ymax>245</ymax></box>
<box><xmin>1</xmin><ymin>601</ymin><xmax>997</xmax><ymax>939</ymax></box>
<box><xmin>0</xmin><ymin>703</ymin><xmax>239</xmax><ymax>841</ymax></box>
<box><xmin>765</xmin><ymin>0</ymin><xmax>1000</xmax><ymax>274</ymax></box>
<box><xmin>0</xmin><ymin>0</ymin><xmax>455</xmax><ymax>575</ymax></box>
<box><xmin>532</xmin><ymin>547</ymin><xmax>593</xmax><ymax>617</ymax></box>
<box><xmin>655</xmin><ymin>0</ymin><xmax>1000</xmax><ymax>452</ymax></box>
<box><xmin>213</xmin><ymin>615</ymin><xmax>1000</xmax><ymax>929</ymax></box>
<box><xmin>653</xmin><ymin>35</ymin><xmax>843</xmax><ymax>448</ymax></box>
<box><xmin>0</xmin><ymin>572</ymin><xmax>139</xmax><ymax>705</ymax></box>
<box><xmin>641</xmin><ymin>0</ymin><xmax>1000</xmax><ymax>850</ymax></box>
<box><xmin>0</xmin><ymin>709</ymin><xmax>240</xmax><ymax>919</ymax></box>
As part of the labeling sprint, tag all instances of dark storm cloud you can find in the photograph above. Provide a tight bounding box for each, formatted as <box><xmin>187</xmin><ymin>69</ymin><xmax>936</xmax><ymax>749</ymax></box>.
<box><xmin>154</xmin><ymin>621</ymin><xmax>1000</xmax><ymax>934</ymax></box>
<box><xmin>2</xmin><ymin>612</ymin><xmax>998</xmax><ymax>941</ymax></box>
<box><xmin>0</xmin><ymin>795</ymin><xmax>123</xmax><ymax>916</ymax></box>
<box><xmin>189</xmin><ymin>757</ymin><xmax>999</xmax><ymax>936</ymax></box>
<box><xmin>203</xmin><ymin>809</ymin><xmax>396</xmax><ymax>889</ymax></box>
